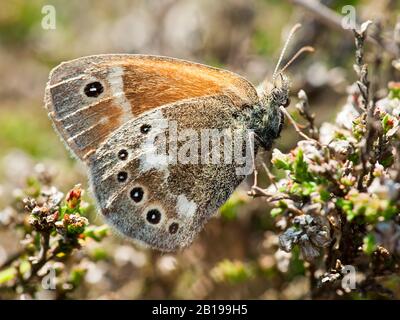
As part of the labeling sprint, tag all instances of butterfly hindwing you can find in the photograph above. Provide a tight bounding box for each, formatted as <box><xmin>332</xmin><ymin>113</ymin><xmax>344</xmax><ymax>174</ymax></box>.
<box><xmin>90</xmin><ymin>95</ymin><xmax>254</xmax><ymax>251</ymax></box>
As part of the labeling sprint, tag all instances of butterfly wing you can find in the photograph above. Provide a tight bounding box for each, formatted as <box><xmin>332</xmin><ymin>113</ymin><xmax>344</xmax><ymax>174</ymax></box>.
<box><xmin>45</xmin><ymin>54</ymin><xmax>260</xmax><ymax>251</ymax></box>
<box><xmin>90</xmin><ymin>94</ymin><xmax>255</xmax><ymax>251</ymax></box>
<box><xmin>45</xmin><ymin>54</ymin><xmax>258</xmax><ymax>161</ymax></box>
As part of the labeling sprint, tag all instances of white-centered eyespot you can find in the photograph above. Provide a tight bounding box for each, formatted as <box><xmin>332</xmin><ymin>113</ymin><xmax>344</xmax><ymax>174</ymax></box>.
<box><xmin>130</xmin><ymin>186</ymin><xmax>144</xmax><ymax>203</ymax></box>
<box><xmin>117</xmin><ymin>171</ymin><xmax>128</xmax><ymax>183</ymax></box>
<box><xmin>146</xmin><ymin>208</ymin><xmax>162</xmax><ymax>224</ymax></box>
<box><xmin>83</xmin><ymin>81</ymin><xmax>104</xmax><ymax>98</ymax></box>
<box><xmin>118</xmin><ymin>149</ymin><xmax>128</xmax><ymax>160</ymax></box>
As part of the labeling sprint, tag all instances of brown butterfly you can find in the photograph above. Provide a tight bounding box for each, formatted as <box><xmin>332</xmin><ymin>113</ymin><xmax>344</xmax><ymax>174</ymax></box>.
<box><xmin>45</xmin><ymin>24</ymin><xmax>311</xmax><ymax>251</ymax></box>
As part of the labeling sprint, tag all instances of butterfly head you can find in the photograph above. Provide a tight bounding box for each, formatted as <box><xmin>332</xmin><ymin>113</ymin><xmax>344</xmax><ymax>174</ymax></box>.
<box><xmin>248</xmin><ymin>74</ymin><xmax>290</xmax><ymax>150</ymax></box>
<box><xmin>249</xmin><ymin>23</ymin><xmax>313</xmax><ymax>150</ymax></box>
<box><xmin>268</xmin><ymin>74</ymin><xmax>291</xmax><ymax>109</ymax></box>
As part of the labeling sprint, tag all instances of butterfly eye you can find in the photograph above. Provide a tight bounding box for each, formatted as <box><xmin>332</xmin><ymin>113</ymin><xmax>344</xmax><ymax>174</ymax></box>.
<box><xmin>168</xmin><ymin>222</ymin><xmax>179</xmax><ymax>234</ymax></box>
<box><xmin>146</xmin><ymin>209</ymin><xmax>161</xmax><ymax>224</ymax></box>
<box><xmin>118</xmin><ymin>149</ymin><xmax>128</xmax><ymax>160</ymax></box>
<box><xmin>140</xmin><ymin>124</ymin><xmax>151</xmax><ymax>134</ymax></box>
<box><xmin>84</xmin><ymin>81</ymin><xmax>104</xmax><ymax>98</ymax></box>
<box><xmin>130</xmin><ymin>187</ymin><xmax>144</xmax><ymax>203</ymax></box>
<box><xmin>117</xmin><ymin>171</ymin><xmax>128</xmax><ymax>182</ymax></box>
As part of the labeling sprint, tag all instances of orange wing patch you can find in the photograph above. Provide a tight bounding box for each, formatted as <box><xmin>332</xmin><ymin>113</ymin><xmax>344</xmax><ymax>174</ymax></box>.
<box><xmin>110</xmin><ymin>56</ymin><xmax>258</xmax><ymax>117</ymax></box>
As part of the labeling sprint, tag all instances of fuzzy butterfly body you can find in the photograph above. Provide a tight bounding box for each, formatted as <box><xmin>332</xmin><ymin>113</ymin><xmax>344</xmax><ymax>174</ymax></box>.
<box><xmin>45</xmin><ymin>54</ymin><xmax>289</xmax><ymax>251</ymax></box>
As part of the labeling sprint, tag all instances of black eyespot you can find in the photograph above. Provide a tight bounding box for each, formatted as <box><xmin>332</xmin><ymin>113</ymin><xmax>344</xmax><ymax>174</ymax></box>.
<box><xmin>118</xmin><ymin>149</ymin><xmax>128</xmax><ymax>160</ymax></box>
<box><xmin>84</xmin><ymin>81</ymin><xmax>104</xmax><ymax>97</ymax></box>
<box><xmin>117</xmin><ymin>171</ymin><xmax>128</xmax><ymax>182</ymax></box>
<box><xmin>146</xmin><ymin>209</ymin><xmax>161</xmax><ymax>224</ymax></box>
<box><xmin>168</xmin><ymin>222</ymin><xmax>179</xmax><ymax>234</ymax></box>
<box><xmin>140</xmin><ymin>124</ymin><xmax>151</xmax><ymax>134</ymax></box>
<box><xmin>130</xmin><ymin>187</ymin><xmax>144</xmax><ymax>203</ymax></box>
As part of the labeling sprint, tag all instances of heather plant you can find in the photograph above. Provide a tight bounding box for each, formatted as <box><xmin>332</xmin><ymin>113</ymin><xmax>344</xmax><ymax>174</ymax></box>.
<box><xmin>0</xmin><ymin>170</ymin><xmax>109</xmax><ymax>299</ymax></box>
<box><xmin>243</xmin><ymin>22</ymin><xmax>400</xmax><ymax>298</ymax></box>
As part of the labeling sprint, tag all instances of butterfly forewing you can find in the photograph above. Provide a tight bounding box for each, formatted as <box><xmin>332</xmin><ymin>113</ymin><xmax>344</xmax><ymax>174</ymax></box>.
<box><xmin>45</xmin><ymin>54</ymin><xmax>258</xmax><ymax>162</ymax></box>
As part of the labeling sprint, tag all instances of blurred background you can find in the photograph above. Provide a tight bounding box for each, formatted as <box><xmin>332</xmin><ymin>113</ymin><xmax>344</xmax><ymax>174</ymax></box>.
<box><xmin>0</xmin><ymin>0</ymin><xmax>400</xmax><ymax>299</ymax></box>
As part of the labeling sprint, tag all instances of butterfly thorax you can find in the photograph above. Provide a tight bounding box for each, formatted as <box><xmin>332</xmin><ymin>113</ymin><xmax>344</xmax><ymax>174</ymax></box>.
<box><xmin>247</xmin><ymin>76</ymin><xmax>290</xmax><ymax>150</ymax></box>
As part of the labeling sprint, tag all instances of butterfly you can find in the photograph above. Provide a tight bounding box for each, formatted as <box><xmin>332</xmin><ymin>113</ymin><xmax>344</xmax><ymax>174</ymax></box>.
<box><xmin>44</xmin><ymin>24</ymin><xmax>311</xmax><ymax>251</ymax></box>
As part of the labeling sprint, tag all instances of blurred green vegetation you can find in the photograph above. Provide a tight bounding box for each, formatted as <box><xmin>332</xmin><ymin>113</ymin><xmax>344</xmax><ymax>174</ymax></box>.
<box><xmin>0</xmin><ymin>1</ymin><xmax>43</xmax><ymax>44</ymax></box>
<box><xmin>0</xmin><ymin>108</ymin><xmax>65</xmax><ymax>159</ymax></box>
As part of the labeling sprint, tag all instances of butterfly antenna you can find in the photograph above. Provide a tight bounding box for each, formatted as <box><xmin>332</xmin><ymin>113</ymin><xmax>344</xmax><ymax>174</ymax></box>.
<box><xmin>277</xmin><ymin>46</ymin><xmax>314</xmax><ymax>76</ymax></box>
<box><xmin>272</xmin><ymin>23</ymin><xmax>302</xmax><ymax>83</ymax></box>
